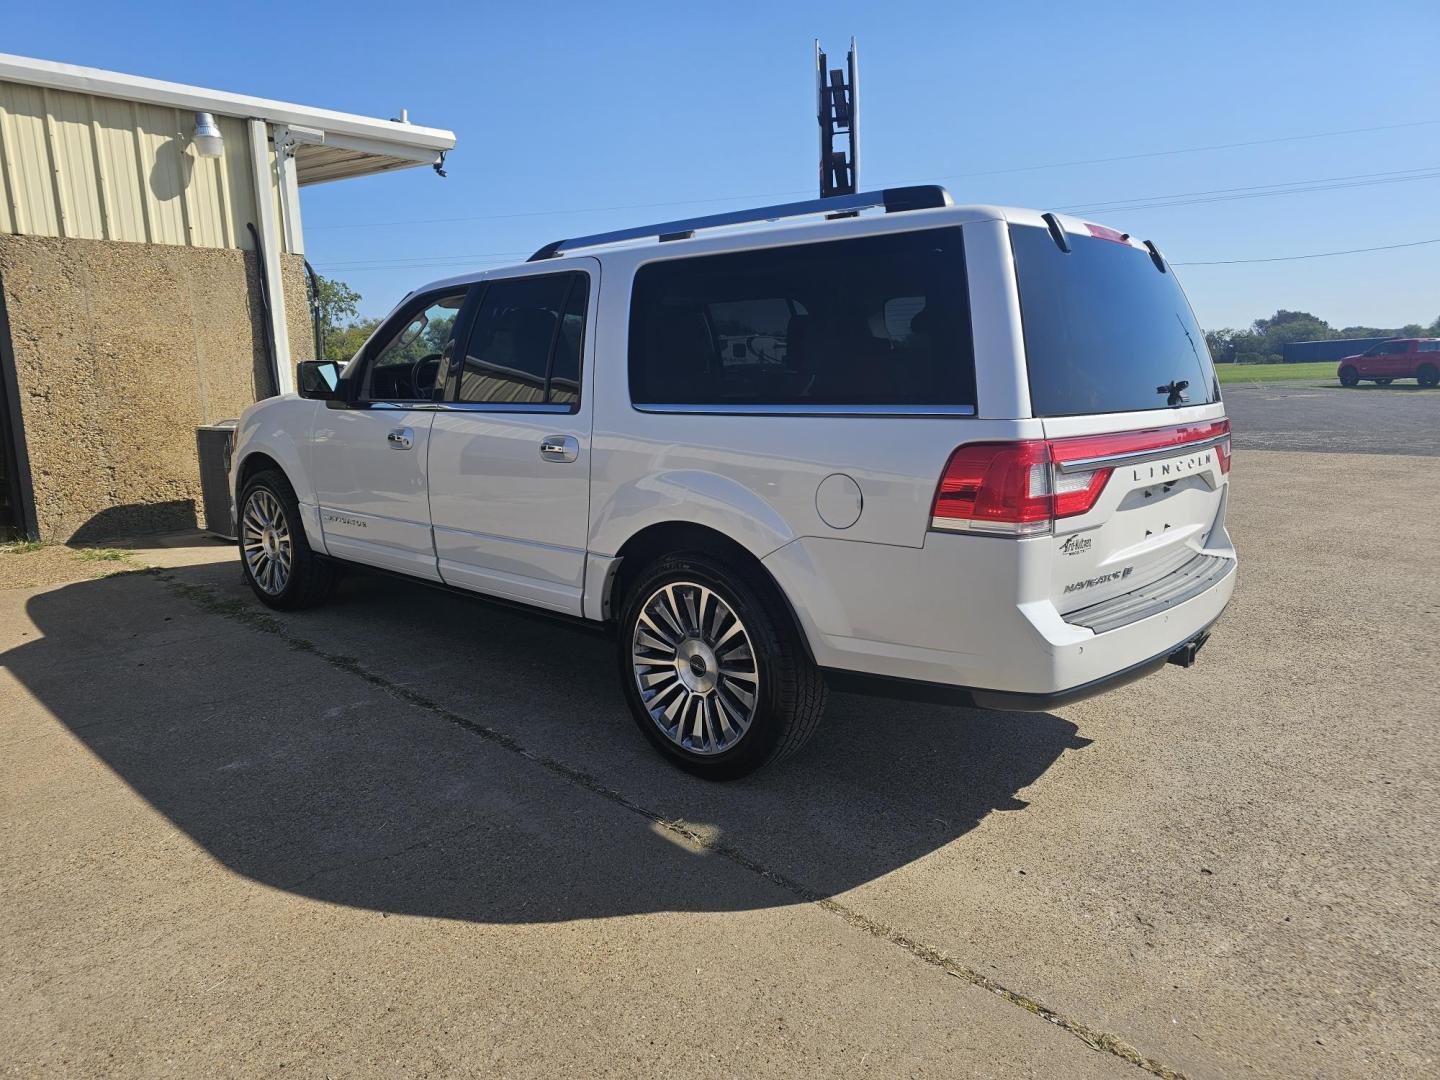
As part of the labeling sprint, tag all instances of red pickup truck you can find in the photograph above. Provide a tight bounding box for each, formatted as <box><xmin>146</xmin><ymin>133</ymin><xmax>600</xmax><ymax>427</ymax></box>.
<box><xmin>1338</xmin><ymin>338</ymin><xmax>1440</xmax><ymax>387</ymax></box>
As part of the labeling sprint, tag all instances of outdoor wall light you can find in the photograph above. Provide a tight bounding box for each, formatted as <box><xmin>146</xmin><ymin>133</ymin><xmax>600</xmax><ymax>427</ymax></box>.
<box><xmin>192</xmin><ymin>112</ymin><xmax>224</xmax><ymax>158</ymax></box>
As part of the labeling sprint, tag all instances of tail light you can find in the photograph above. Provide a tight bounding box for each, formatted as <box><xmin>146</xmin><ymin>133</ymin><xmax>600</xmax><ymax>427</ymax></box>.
<box><xmin>931</xmin><ymin>420</ymin><xmax>1231</xmax><ymax>536</ymax></box>
<box><xmin>931</xmin><ymin>441</ymin><xmax>1054</xmax><ymax>536</ymax></box>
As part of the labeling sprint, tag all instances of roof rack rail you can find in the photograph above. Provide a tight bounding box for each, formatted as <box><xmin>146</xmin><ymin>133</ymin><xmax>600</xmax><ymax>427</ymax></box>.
<box><xmin>527</xmin><ymin>184</ymin><xmax>953</xmax><ymax>261</ymax></box>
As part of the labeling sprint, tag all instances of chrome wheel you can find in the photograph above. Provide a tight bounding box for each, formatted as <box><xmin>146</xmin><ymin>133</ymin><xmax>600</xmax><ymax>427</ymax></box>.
<box><xmin>631</xmin><ymin>581</ymin><xmax>759</xmax><ymax>755</ymax></box>
<box><xmin>241</xmin><ymin>488</ymin><xmax>292</xmax><ymax>596</ymax></box>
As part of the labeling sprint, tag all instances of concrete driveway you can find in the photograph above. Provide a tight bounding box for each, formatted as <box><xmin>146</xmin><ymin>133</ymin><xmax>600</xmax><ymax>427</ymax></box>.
<box><xmin>2</xmin><ymin>449</ymin><xmax>1436</xmax><ymax>1079</ymax></box>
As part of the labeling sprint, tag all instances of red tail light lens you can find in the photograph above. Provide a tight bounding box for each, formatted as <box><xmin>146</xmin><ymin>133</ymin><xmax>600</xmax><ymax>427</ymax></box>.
<box><xmin>931</xmin><ymin>442</ymin><xmax>1053</xmax><ymax>536</ymax></box>
<box><xmin>931</xmin><ymin>419</ymin><xmax>1232</xmax><ymax>536</ymax></box>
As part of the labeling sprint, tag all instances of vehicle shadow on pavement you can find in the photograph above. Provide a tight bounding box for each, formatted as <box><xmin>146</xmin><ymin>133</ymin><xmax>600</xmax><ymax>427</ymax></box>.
<box><xmin>6</xmin><ymin>564</ymin><xmax>1092</xmax><ymax>924</ymax></box>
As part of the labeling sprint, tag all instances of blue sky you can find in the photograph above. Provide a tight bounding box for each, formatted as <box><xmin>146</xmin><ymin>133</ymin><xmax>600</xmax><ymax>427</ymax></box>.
<box><xmin>6</xmin><ymin>0</ymin><xmax>1438</xmax><ymax>330</ymax></box>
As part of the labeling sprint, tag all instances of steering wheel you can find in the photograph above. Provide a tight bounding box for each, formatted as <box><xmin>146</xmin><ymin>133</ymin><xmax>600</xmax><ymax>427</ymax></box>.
<box><xmin>410</xmin><ymin>353</ymin><xmax>443</xmax><ymax>397</ymax></box>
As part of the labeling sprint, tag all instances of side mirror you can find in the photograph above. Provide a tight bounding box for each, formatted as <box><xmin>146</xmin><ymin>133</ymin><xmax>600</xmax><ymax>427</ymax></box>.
<box><xmin>297</xmin><ymin>360</ymin><xmax>342</xmax><ymax>400</ymax></box>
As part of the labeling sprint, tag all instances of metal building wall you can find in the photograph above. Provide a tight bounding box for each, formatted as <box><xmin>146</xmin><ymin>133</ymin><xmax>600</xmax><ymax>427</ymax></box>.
<box><xmin>0</xmin><ymin>81</ymin><xmax>275</xmax><ymax>250</ymax></box>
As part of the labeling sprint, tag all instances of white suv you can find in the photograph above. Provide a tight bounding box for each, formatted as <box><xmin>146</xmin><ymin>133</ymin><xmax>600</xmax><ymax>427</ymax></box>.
<box><xmin>231</xmin><ymin>187</ymin><xmax>1236</xmax><ymax>779</ymax></box>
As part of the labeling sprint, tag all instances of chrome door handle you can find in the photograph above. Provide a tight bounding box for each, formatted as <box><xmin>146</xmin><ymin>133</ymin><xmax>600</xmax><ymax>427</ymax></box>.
<box><xmin>539</xmin><ymin>435</ymin><xmax>579</xmax><ymax>463</ymax></box>
<box><xmin>387</xmin><ymin>427</ymin><xmax>414</xmax><ymax>450</ymax></box>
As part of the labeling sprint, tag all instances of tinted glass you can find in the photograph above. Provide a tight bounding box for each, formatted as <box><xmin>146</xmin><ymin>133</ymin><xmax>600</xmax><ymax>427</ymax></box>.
<box><xmin>1419</xmin><ymin>341</ymin><xmax>1440</xmax><ymax>353</ymax></box>
<box><xmin>1011</xmin><ymin>225</ymin><xmax>1220</xmax><ymax>417</ymax></box>
<box><xmin>549</xmin><ymin>276</ymin><xmax>588</xmax><ymax>406</ymax></box>
<box><xmin>629</xmin><ymin>228</ymin><xmax>974</xmax><ymax>407</ymax></box>
<box><xmin>459</xmin><ymin>274</ymin><xmax>580</xmax><ymax>406</ymax></box>
<box><xmin>364</xmin><ymin>292</ymin><xmax>464</xmax><ymax>400</ymax></box>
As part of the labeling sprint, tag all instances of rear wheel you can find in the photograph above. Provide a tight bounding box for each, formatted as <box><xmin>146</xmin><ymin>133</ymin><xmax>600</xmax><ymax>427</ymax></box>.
<box><xmin>1339</xmin><ymin>366</ymin><xmax>1360</xmax><ymax>387</ymax></box>
<box><xmin>617</xmin><ymin>552</ymin><xmax>826</xmax><ymax>780</ymax></box>
<box><xmin>1418</xmin><ymin>363</ymin><xmax>1439</xmax><ymax>388</ymax></box>
<box><xmin>239</xmin><ymin>470</ymin><xmax>338</xmax><ymax>610</ymax></box>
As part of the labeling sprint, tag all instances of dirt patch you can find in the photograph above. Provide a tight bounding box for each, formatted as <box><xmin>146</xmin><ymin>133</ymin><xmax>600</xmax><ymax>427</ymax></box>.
<box><xmin>0</xmin><ymin>543</ymin><xmax>143</xmax><ymax>589</ymax></box>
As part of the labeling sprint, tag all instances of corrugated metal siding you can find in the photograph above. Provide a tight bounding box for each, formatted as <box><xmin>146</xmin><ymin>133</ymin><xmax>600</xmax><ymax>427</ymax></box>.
<box><xmin>0</xmin><ymin>81</ymin><xmax>272</xmax><ymax>250</ymax></box>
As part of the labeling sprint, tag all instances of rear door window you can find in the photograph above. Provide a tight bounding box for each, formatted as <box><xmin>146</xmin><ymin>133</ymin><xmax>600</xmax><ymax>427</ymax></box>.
<box><xmin>457</xmin><ymin>273</ymin><xmax>587</xmax><ymax>408</ymax></box>
<box><xmin>1010</xmin><ymin>225</ymin><xmax>1220</xmax><ymax>417</ymax></box>
<box><xmin>628</xmin><ymin>227</ymin><xmax>974</xmax><ymax>409</ymax></box>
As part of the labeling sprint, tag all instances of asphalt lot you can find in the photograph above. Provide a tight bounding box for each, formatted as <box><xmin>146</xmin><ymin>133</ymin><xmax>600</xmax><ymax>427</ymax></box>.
<box><xmin>1224</xmin><ymin>379</ymin><xmax>1440</xmax><ymax>456</ymax></box>
<box><xmin>3</xmin><ymin>446</ymin><xmax>1437</xmax><ymax>1079</ymax></box>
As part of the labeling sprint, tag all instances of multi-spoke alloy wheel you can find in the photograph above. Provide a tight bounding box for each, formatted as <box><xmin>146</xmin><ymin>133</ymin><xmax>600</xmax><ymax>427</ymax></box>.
<box><xmin>631</xmin><ymin>580</ymin><xmax>759</xmax><ymax>755</ymax></box>
<box><xmin>237</xmin><ymin>470</ymin><xmax>337</xmax><ymax>610</ymax></box>
<box><xmin>241</xmin><ymin>488</ymin><xmax>293</xmax><ymax>596</ymax></box>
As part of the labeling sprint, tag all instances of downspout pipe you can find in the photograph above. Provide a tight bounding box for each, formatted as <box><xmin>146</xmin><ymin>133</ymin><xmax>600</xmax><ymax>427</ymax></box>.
<box><xmin>246</xmin><ymin>222</ymin><xmax>280</xmax><ymax>396</ymax></box>
<box><xmin>304</xmin><ymin>258</ymin><xmax>324</xmax><ymax>360</ymax></box>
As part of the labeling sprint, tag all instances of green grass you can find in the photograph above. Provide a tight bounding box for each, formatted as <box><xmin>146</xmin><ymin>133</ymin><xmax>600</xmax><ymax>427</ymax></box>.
<box><xmin>1216</xmin><ymin>361</ymin><xmax>1336</xmax><ymax>384</ymax></box>
<box><xmin>0</xmin><ymin>539</ymin><xmax>49</xmax><ymax>555</ymax></box>
<box><xmin>71</xmin><ymin>547</ymin><xmax>132</xmax><ymax>563</ymax></box>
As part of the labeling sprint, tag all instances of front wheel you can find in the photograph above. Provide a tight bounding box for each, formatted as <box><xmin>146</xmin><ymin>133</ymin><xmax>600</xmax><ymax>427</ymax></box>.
<box><xmin>1418</xmin><ymin>364</ymin><xmax>1440</xmax><ymax>389</ymax></box>
<box><xmin>1339</xmin><ymin>366</ymin><xmax>1360</xmax><ymax>387</ymax></box>
<box><xmin>238</xmin><ymin>470</ymin><xmax>338</xmax><ymax>610</ymax></box>
<box><xmin>617</xmin><ymin>552</ymin><xmax>827</xmax><ymax>780</ymax></box>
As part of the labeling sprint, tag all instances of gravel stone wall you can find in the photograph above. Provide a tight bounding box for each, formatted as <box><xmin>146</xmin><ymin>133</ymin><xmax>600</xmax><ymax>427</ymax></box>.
<box><xmin>0</xmin><ymin>234</ymin><xmax>310</xmax><ymax>540</ymax></box>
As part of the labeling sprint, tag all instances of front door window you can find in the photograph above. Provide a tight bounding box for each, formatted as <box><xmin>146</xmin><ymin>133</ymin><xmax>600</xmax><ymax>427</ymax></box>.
<box><xmin>363</xmin><ymin>293</ymin><xmax>466</xmax><ymax>402</ymax></box>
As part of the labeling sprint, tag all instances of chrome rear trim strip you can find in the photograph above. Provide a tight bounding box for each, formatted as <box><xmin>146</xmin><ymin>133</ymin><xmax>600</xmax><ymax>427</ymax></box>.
<box><xmin>1057</xmin><ymin>433</ymin><xmax>1228</xmax><ymax>474</ymax></box>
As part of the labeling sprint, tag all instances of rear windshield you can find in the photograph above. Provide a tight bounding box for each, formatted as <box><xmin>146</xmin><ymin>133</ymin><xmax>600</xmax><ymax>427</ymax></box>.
<box><xmin>629</xmin><ymin>227</ymin><xmax>974</xmax><ymax>409</ymax></box>
<box><xmin>1010</xmin><ymin>224</ymin><xmax>1219</xmax><ymax>417</ymax></box>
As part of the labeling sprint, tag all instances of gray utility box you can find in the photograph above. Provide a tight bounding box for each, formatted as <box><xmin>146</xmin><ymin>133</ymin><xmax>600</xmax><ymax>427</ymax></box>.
<box><xmin>196</xmin><ymin>421</ymin><xmax>239</xmax><ymax>539</ymax></box>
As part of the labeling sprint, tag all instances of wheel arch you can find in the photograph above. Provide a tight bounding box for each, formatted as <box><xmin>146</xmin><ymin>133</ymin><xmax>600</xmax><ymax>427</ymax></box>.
<box><xmin>232</xmin><ymin>444</ymin><xmax>325</xmax><ymax>552</ymax></box>
<box><xmin>605</xmin><ymin>521</ymin><xmax>816</xmax><ymax>663</ymax></box>
<box><xmin>235</xmin><ymin>450</ymin><xmax>284</xmax><ymax>495</ymax></box>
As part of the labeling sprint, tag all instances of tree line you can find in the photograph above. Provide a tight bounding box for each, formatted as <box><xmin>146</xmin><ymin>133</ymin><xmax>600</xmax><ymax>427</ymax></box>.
<box><xmin>309</xmin><ymin>275</ymin><xmax>383</xmax><ymax>363</ymax></box>
<box><xmin>1204</xmin><ymin>310</ymin><xmax>1440</xmax><ymax>365</ymax></box>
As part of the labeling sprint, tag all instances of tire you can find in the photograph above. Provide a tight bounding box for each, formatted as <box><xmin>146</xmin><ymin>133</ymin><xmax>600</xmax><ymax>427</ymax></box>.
<box><xmin>617</xmin><ymin>551</ymin><xmax>827</xmax><ymax>780</ymax></box>
<box><xmin>1418</xmin><ymin>364</ymin><xmax>1440</xmax><ymax>389</ymax></box>
<box><xmin>238</xmin><ymin>469</ymin><xmax>338</xmax><ymax>610</ymax></box>
<box><xmin>1339</xmin><ymin>366</ymin><xmax>1360</xmax><ymax>387</ymax></box>
<box><xmin>1374</xmin><ymin>378</ymin><xmax>1393</xmax><ymax>385</ymax></box>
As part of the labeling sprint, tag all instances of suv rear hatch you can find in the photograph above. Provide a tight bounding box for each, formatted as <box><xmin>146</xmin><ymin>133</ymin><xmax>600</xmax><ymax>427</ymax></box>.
<box><xmin>1012</xmin><ymin>218</ymin><xmax>1231</xmax><ymax>620</ymax></box>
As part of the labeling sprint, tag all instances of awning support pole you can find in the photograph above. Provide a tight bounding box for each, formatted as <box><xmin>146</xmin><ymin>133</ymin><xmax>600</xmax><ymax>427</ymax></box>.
<box><xmin>247</xmin><ymin>118</ymin><xmax>293</xmax><ymax>395</ymax></box>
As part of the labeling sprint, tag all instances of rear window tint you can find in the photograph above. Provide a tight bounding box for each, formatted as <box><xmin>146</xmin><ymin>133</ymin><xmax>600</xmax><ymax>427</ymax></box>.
<box><xmin>629</xmin><ymin>228</ymin><xmax>974</xmax><ymax>408</ymax></box>
<box><xmin>458</xmin><ymin>272</ymin><xmax>586</xmax><ymax>407</ymax></box>
<box><xmin>1010</xmin><ymin>225</ymin><xmax>1220</xmax><ymax>417</ymax></box>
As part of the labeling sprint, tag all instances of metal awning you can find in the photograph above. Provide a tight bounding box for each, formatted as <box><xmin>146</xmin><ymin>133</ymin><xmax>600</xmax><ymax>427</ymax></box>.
<box><xmin>295</xmin><ymin>145</ymin><xmax>422</xmax><ymax>185</ymax></box>
<box><xmin>0</xmin><ymin>52</ymin><xmax>456</xmax><ymax>183</ymax></box>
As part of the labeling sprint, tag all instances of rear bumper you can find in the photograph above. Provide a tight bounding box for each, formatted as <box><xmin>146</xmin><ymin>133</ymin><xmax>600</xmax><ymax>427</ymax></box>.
<box><xmin>763</xmin><ymin>527</ymin><xmax>1237</xmax><ymax>700</ymax></box>
<box><xmin>822</xmin><ymin>621</ymin><xmax>1216</xmax><ymax>711</ymax></box>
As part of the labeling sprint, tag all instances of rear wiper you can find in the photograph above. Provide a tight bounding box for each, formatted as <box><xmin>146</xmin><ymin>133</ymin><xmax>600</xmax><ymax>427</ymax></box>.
<box><xmin>1156</xmin><ymin>379</ymin><xmax>1190</xmax><ymax>407</ymax></box>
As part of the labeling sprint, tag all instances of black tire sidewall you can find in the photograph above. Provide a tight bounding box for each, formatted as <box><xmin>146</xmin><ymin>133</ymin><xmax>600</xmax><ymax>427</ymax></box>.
<box><xmin>1339</xmin><ymin>366</ymin><xmax>1359</xmax><ymax>386</ymax></box>
<box><xmin>1419</xmin><ymin>364</ymin><xmax>1439</xmax><ymax>388</ymax></box>
<box><xmin>617</xmin><ymin>554</ymin><xmax>791</xmax><ymax>780</ymax></box>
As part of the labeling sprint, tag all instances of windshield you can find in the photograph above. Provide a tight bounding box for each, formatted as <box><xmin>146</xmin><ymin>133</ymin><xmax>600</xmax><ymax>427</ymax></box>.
<box><xmin>1010</xmin><ymin>224</ymin><xmax>1220</xmax><ymax>417</ymax></box>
